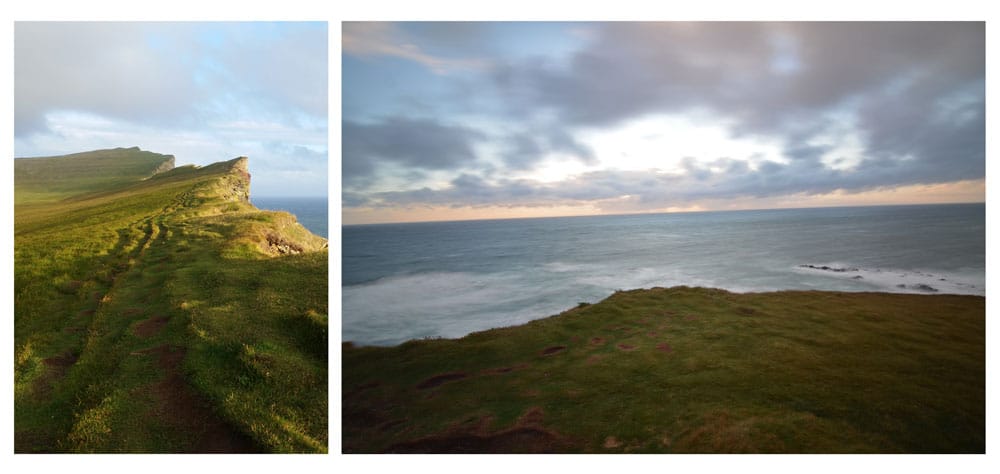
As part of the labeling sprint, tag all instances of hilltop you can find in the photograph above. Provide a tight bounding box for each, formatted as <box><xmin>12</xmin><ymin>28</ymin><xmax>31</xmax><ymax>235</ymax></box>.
<box><xmin>14</xmin><ymin>147</ymin><xmax>328</xmax><ymax>453</ymax></box>
<box><xmin>344</xmin><ymin>286</ymin><xmax>984</xmax><ymax>453</ymax></box>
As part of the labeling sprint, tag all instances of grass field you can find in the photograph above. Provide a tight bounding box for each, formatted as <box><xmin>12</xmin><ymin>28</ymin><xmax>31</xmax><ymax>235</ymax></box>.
<box><xmin>14</xmin><ymin>148</ymin><xmax>328</xmax><ymax>453</ymax></box>
<box><xmin>343</xmin><ymin>286</ymin><xmax>984</xmax><ymax>453</ymax></box>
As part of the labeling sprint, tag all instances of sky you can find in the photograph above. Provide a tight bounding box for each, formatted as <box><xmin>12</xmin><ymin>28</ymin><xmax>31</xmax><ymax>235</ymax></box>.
<box><xmin>342</xmin><ymin>22</ymin><xmax>985</xmax><ymax>224</ymax></box>
<box><xmin>14</xmin><ymin>21</ymin><xmax>328</xmax><ymax>198</ymax></box>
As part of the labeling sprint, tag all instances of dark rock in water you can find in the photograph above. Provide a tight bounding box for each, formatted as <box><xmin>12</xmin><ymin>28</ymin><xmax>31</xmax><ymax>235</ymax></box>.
<box><xmin>852</xmin><ymin>276</ymin><xmax>864</xmax><ymax>280</ymax></box>
<box><xmin>799</xmin><ymin>264</ymin><xmax>859</xmax><ymax>273</ymax></box>
<box><xmin>912</xmin><ymin>284</ymin><xmax>939</xmax><ymax>292</ymax></box>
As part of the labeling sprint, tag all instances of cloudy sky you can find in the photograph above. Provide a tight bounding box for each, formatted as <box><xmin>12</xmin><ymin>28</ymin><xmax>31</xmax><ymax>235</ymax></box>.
<box><xmin>342</xmin><ymin>22</ymin><xmax>984</xmax><ymax>224</ymax></box>
<box><xmin>15</xmin><ymin>22</ymin><xmax>327</xmax><ymax>198</ymax></box>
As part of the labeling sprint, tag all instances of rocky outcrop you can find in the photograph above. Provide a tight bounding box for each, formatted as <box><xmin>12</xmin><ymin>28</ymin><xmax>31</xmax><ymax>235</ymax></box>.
<box><xmin>798</xmin><ymin>264</ymin><xmax>859</xmax><ymax>273</ymax></box>
<box><xmin>150</xmin><ymin>155</ymin><xmax>176</xmax><ymax>176</ymax></box>
<box><xmin>218</xmin><ymin>157</ymin><xmax>251</xmax><ymax>203</ymax></box>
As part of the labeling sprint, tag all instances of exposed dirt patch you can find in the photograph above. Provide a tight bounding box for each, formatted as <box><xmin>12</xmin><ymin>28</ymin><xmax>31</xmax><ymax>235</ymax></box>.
<box><xmin>517</xmin><ymin>406</ymin><xmax>545</xmax><ymax>427</ymax></box>
<box><xmin>482</xmin><ymin>363</ymin><xmax>528</xmax><ymax>375</ymax></box>
<box><xmin>416</xmin><ymin>372</ymin><xmax>468</xmax><ymax>389</ymax></box>
<box><xmin>604</xmin><ymin>436</ymin><xmax>622</xmax><ymax>448</ymax></box>
<box><xmin>684</xmin><ymin>314</ymin><xmax>699</xmax><ymax>321</ymax></box>
<box><xmin>656</xmin><ymin>343</ymin><xmax>673</xmax><ymax>353</ymax></box>
<box><xmin>647</xmin><ymin>331</ymin><xmax>658</xmax><ymax>337</ymax></box>
<box><xmin>141</xmin><ymin>344</ymin><xmax>260</xmax><ymax>453</ymax></box>
<box><xmin>617</xmin><ymin>343</ymin><xmax>636</xmax><ymax>351</ymax></box>
<box><xmin>133</xmin><ymin>315</ymin><xmax>169</xmax><ymax>338</ymax></box>
<box><xmin>43</xmin><ymin>351</ymin><xmax>79</xmax><ymax>368</ymax></box>
<box><xmin>541</xmin><ymin>346</ymin><xmax>566</xmax><ymax>356</ymax></box>
<box><xmin>585</xmin><ymin>355</ymin><xmax>604</xmax><ymax>366</ymax></box>
<box><xmin>56</xmin><ymin>280</ymin><xmax>83</xmax><ymax>295</ymax></box>
<box><xmin>736</xmin><ymin>307</ymin><xmax>757</xmax><ymax>316</ymax></box>
<box><xmin>590</xmin><ymin>337</ymin><xmax>606</xmax><ymax>345</ymax></box>
<box><xmin>32</xmin><ymin>351</ymin><xmax>80</xmax><ymax>398</ymax></box>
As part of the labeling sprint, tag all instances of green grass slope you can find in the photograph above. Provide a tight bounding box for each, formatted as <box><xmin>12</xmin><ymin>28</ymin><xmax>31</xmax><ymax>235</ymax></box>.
<box><xmin>14</xmin><ymin>147</ymin><xmax>175</xmax><ymax>204</ymax></box>
<box><xmin>14</xmin><ymin>148</ymin><xmax>328</xmax><ymax>453</ymax></box>
<box><xmin>343</xmin><ymin>287</ymin><xmax>984</xmax><ymax>453</ymax></box>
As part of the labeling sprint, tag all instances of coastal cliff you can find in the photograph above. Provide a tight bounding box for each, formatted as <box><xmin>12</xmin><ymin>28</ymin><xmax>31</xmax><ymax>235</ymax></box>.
<box><xmin>14</xmin><ymin>148</ymin><xmax>328</xmax><ymax>453</ymax></box>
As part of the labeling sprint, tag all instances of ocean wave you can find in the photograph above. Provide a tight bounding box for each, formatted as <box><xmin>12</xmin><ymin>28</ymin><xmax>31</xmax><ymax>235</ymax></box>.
<box><xmin>794</xmin><ymin>263</ymin><xmax>985</xmax><ymax>296</ymax></box>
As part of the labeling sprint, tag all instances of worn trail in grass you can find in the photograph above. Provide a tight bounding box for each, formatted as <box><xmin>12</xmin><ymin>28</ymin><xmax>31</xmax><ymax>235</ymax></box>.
<box><xmin>15</xmin><ymin>148</ymin><xmax>328</xmax><ymax>453</ymax></box>
<box><xmin>343</xmin><ymin>286</ymin><xmax>984</xmax><ymax>453</ymax></box>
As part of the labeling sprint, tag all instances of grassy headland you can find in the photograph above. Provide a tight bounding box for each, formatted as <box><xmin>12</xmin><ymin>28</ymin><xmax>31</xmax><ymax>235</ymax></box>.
<box><xmin>343</xmin><ymin>286</ymin><xmax>983</xmax><ymax>453</ymax></box>
<box><xmin>14</xmin><ymin>147</ymin><xmax>328</xmax><ymax>453</ymax></box>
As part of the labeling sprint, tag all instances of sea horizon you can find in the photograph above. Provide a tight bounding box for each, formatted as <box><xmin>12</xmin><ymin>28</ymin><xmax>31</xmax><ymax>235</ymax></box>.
<box><xmin>343</xmin><ymin>202</ymin><xmax>985</xmax><ymax>346</ymax></box>
<box><xmin>252</xmin><ymin>195</ymin><xmax>328</xmax><ymax>238</ymax></box>
<box><xmin>342</xmin><ymin>200</ymin><xmax>986</xmax><ymax>227</ymax></box>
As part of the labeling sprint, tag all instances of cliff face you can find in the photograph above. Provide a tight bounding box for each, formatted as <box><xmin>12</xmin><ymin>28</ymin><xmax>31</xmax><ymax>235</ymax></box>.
<box><xmin>150</xmin><ymin>155</ymin><xmax>176</xmax><ymax>176</ymax></box>
<box><xmin>218</xmin><ymin>156</ymin><xmax>251</xmax><ymax>203</ymax></box>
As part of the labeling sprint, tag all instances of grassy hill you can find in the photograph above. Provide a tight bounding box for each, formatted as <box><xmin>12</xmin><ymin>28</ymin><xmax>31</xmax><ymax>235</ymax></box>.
<box><xmin>14</xmin><ymin>148</ymin><xmax>328</xmax><ymax>453</ymax></box>
<box><xmin>14</xmin><ymin>147</ymin><xmax>175</xmax><ymax>204</ymax></box>
<box><xmin>343</xmin><ymin>286</ymin><xmax>984</xmax><ymax>453</ymax></box>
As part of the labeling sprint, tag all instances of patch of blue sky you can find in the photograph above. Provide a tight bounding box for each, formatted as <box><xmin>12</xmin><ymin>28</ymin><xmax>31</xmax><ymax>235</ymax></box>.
<box><xmin>342</xmin><ymin>55</ymin><xmax>468</xmax><ymax>122</ymax></box>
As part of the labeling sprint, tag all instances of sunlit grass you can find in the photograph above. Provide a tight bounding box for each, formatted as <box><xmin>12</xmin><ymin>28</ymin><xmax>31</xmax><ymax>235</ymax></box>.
<box><xmin>14</xmin><ymin>148</ymin><xmax>327</xmax><ymax>453</ymax></box>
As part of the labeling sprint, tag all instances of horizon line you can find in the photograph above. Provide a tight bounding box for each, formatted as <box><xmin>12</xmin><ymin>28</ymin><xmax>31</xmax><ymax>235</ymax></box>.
<box><xmin>341</xmin><ymin>200</ymin><xmax>986</xmax><ymax>227</ymax></box>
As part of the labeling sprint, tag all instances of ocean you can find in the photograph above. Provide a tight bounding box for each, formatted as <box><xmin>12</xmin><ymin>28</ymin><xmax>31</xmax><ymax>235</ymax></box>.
<box><xmin>252</xmin><ymin>196</ymin><xmax>328</xmax><ymax>238</ymax></box>
<box><xmin>342</xmin><ymin>203</ymin><xmax>985</xmax><ymax>346</ymax></box>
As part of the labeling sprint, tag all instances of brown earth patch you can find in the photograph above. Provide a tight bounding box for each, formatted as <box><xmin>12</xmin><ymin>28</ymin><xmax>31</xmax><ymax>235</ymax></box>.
<box><xmin>590</xmin><ymin>337</ymin><xmax>606</xmax><ymax>345</ymax></box>
<box><xmin>647</xmin><ymin>331</ymin><xmax>657</xmax><ymax>337</ymax></box>
<box><xmin>32</xmin><ymin>351</ymin><xmax>80</xmax><ymax>398</ymax></box>
<box><xmin>517</xmin><ymin>406</ymin><xmax>545</xmax><ymax>427</ymax></box>
<box><xmin>684</xmin><ymin>314</ymin><xmax>699</xmax><ymax>321</ymax></box>
<box><xmin>540</xmin><ymin>346</ymin><xmax>566</xmax><ymax>356</ymax></box>
<box><xmin>736</xmin><ymin>307</ymin><xmax>756</xmax><ymax>316</ymax></box>
<box><xmin>133</xmin><ymin>315</ymin><xmax>170</xmax><ymax>338</ymax></box>
<box><xmin>617</xmin><ymin>343</ymin><xmax>636</xmax><ymax>351</ymax></box>
<box><xmin>585</xmin><ymin>355</ymin><xmax>604</xmax><ymax>366</ymax></box>
<box><xmin>416</xmin><ymin>372</ymin><xmax>468</xmax><ymax>389</ymax></box>
<box><xmin>482</xmin><ymin>363</ymin><xmax>528</xmax><ymax>375</ymax></box>
<box><xmin>140</xmin><ymin>344</ymin><xmax>259</xmax><ymax>453</ymax></box>
<box><xmin>656</xmin><ymin>343</ymin><xmax>673</xmax><ymax>353</ymax></box>
<box><xmin>604</xmin><ymin>436</ymin><xmax>622</xmax><ymax>448</ymax></box>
